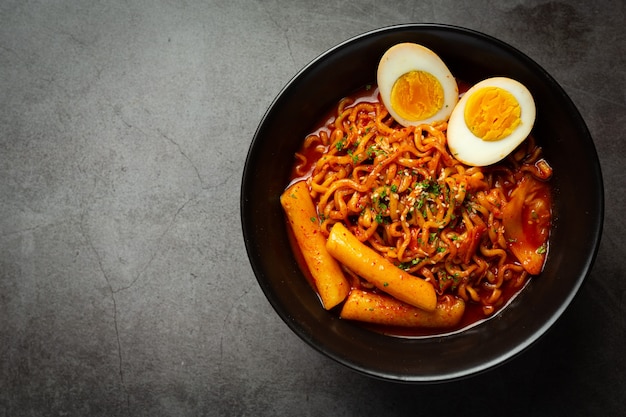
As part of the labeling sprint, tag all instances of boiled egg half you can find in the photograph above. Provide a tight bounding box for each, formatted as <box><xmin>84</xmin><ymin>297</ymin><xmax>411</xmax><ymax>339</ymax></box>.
<box><xmin>377</xmin><ymin>43</ymin><xmax>458</xmax><ymax>127</ymax></box>
<box><xmin>447</xmin><ymin>77</ymin><xmax>536</xmax><ymax>166</ymax></box>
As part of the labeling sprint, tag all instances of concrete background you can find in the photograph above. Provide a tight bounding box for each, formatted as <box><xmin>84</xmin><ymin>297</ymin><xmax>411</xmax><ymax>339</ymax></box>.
<box><xmin>1</xmin><ymin>0</ymin><xmax>624</xmax><ymax>415</ymax></box>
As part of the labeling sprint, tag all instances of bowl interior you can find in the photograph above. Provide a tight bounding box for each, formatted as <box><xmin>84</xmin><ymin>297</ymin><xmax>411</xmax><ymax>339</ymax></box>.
<box><xmin>241</xmin><ymin>24</ymin><xmax>603</xmax><ymax>382</ymax></box>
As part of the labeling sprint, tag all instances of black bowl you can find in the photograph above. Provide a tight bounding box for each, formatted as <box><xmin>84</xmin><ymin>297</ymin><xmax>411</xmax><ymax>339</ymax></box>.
<box><xmin>241</xmin><ymin>24</ymin><xmax>603</xmax><ymax>382</ymax></box>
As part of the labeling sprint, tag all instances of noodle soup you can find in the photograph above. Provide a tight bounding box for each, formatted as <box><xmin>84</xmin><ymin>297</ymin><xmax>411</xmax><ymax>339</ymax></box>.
<box><xmin>282</xmin><ymin>84</ymin><xmax>552</xmax><ymax>337</ymax></box>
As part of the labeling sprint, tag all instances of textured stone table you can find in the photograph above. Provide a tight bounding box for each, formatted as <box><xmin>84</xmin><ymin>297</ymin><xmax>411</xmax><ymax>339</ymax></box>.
<box><xmin>1</xmin><ymin>0</ymin><xmax>624</xmax><ymax>415</ymax></box>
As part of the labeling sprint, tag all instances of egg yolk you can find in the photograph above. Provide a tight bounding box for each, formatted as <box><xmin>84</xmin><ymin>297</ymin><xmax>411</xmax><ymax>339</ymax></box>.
<box><xmin>464</xmin><ymin>87</ymin><xmax>521</xmax><ymax>141</ymax></box>
<box><xmin>390</xmin><ymin>71</ymin><xmax>444</xmax><ymax>121</ymax></box>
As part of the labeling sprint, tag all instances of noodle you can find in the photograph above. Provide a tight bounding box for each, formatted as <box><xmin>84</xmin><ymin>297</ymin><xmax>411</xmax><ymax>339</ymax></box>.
<box><xmin>289</xmin><ymin>87</ymin><xmax>552</xmax><ymax>328</ymax></box>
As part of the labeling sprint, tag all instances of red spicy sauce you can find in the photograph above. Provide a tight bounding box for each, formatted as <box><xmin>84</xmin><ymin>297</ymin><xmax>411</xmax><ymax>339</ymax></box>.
<box><xmin>285</xmin><ymin>83</ymin><xmax>552</xmax><ymax>338</ymax></box>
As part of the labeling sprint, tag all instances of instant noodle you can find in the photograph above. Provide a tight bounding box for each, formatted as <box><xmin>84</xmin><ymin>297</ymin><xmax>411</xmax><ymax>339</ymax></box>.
<box><xmin>281</xmin><ymin>83</ymin><xmax>552</xmax><ymax>336</ymax></box>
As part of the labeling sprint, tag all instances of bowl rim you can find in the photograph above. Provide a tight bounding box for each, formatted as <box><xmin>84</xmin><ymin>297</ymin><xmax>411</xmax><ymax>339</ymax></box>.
<box><xmin>241</xmin><ymin>23</ymin><xmax>604</xmax><ymax>382</ymax></box>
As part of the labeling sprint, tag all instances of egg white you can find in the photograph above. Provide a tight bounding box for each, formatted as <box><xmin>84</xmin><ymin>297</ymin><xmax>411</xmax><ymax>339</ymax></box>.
<box><xmin>447</xmin><ymin>77</ymin><xmax>536</xmax><ymax>166</ymax></box>
<box><xmin>377</xmin><ymin>43</ymin><xmax>458</xmax><ymax>127</ymax></box>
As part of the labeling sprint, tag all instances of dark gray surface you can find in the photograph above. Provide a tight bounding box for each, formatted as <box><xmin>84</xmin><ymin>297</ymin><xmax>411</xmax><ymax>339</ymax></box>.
<box><xmin>1</xmin><ymin>0</ymin><xmax>624</xmax><ymax>416</ymax></box>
